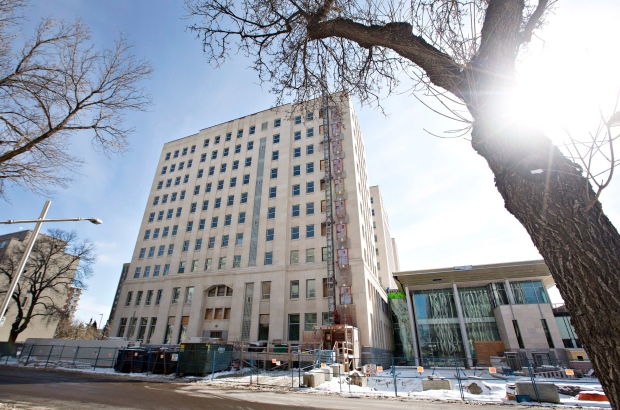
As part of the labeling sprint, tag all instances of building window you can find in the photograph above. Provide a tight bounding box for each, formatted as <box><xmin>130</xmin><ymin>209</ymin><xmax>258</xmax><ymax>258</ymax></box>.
<box><xmin>306</xmin><ymin>162</ymin><xmax>314</xmax><ymax>173</ymax></box>
<box><xmin>167</xmin><ymin>244</ymin><xmax>174</xmax><ymax>255</ymax></box>
<box><xmin>221</xmin><ymin>235</ymin><xmax>229</xmax><ymax>247</ymax></box>
<box><xmin>125</xmin><ymin>292</ymin><xmax>133</xmax><ymax>306</ymax></box>
<box><xmin>163</xmin><ymin>227</ymin><xmax>169</xmax><ymax>237</ymax></box>
<box><xmin>215</xmin><ymin>198</ymin><xmax>221</xmax><ymax>208</ymax></box>
<box><xmin>154</xmin><ymin>265</ymin><xmax>161</xmax><ymax>276</ymax></box>
<box><xmin>241</xmin><ymin>192</ymin><xmax>248</xmax><ymax>203</ymax></box>
<box><xmin>266</xmin><ymin>228</ymin><xmax>274</xmax><ymax>241</ymax></box>
<box><xmin>139</xmin><ymin>248</ymin><xmax>146</xmax><ymax>259</ymax></box>
<box><xmin>293</xmin><ymin>165</ymin><xmax>300</xmax><ymax>176</ymax></box>
<box><xmin>183</xmin><ymin>241</ymin><xmax>190</xmax><ymax>252</ymax></box>
<box><xmin>157</xmin><ymin>181</ymin><xmax>163</xmax><ymax>189</ymax></box>
<box><xmin>161</xmin><ymin>166</ymin><xmax>167</xmax><ymax>175</ymax></box>
<box><xmin>166</xmin><ymin>209</ymin><xmax>172</xmax><ymax>219</ymax></box>
<box><xmin>195</xmin><ymin>239</ymin><xmax>202</xmax><ymax>250</ymax></box>
<box><xmin>261</xmin><ymin>281</ymin><xmax>271</xmax><ymax>300</ymax></box>
<box><xmin>172</xmin><ymin>225</ymin><xmax>178</xmax><ymax>235</ymax></box>
<box><xmin>144</xmin><ymin>229</ymin><xmax>151</xmax><ymax>240</ymax></box>
<box><xmin>201</xmin><ymin>153</ymin><xmax>207</xmax><ymax>162</ymax></box>
<box><xmin>226</xmin><ymin>132</ymin><xmax>232</xmax><ymax>141</ymax></box>
<box><xmin>173</xmin><ymin>150</ymin><xmax>179</xmax><ymax>158</ymax></box>
<box><xmin>291</xmin><ymin>226</ymin><xmax>299</xmax><ymax>240</ymax></box>
<box><xmin>235</xmin><ymin>144</ymin><xmax>241</xmax><ymax>153</ymax></box>
<box><xmin>292</xmin><ymin>204</ymin><xmax>300</xmax><ymax>217</ymax></box>
<box><xmin>176</xmin><ymin>207</ymin><xmax>182</xmax><ymax>217</ymax></box>
<box><xmin>306</xmin><ymin>144</ymin><xmax>314</xmax><ymax>155</ymax></box>
<box><xmin>249</xmin><ymin>126</ymin><xmax>255</xmax><ymax>134</ymax></box>
<box><xmin>171</xmin><ymin>288</ymin><xmax>180</xmax><ymax>304</ymax></box>
<box><xmin>247</xmin><ymin>141</ymin><xmax>254</xmax><ymax>150</ymax></box>
<box><xmin>306</xmin><ymin>248</ymin><xmax>315</xmax><ymax>263</ymax></box>
<box><xmin>269</xmin><ymin>187</ymin><xmax>277</xmax><ymax>198</ymax></box>
<box><xmin>513</xmin><ymin>320</ymin><xmax>525</xmax><ymax>348</ymax></box>
<box><xmin>290</xmin><ymin>250</ymin><xmax>299</xmax><ymax>264</ymax></box>
<box><xmin>218</xmin><ymin>257</ymin><xmax>226</xmax><ymax>269</ymax></box>
<box><xmin>117</xmin><ymin>318</ymin><xmax>127</xmax><ymax>337</ymax></box>
<box><xmin>166</xmin><ymin>179</ymin><xmax>172</xmax><ymax>187</ymax></box>
<box><xmin>289</xmin><ymin>314</ymin><xmax>300</xmax><ymax>341</ymax></box>
<box><xmin>274</xmin><ymin>118</ymin><xmax>281</xmax><ymax>128</ymax></box>
<box><xmin>217</xmin><ymin>180</ymin><xmax>224</xmax><ymax>190</ymax></box>
<box><xmin>204</xmin><ymin>258</ymin><xmax>212</xmax><ymax>271</ymax></box>
<box><xmin>202</xmin><ymin>200</ymin><xmax>209</xmax><ymax>211</ymax></box>
<box><xmin>148</xmin><ymin>247</ymin><xmax>155</xmax><ymax>258</ymax></box>
<box><xmin>307</xmin><ymin>112</ymin><xmax>314</xmax><ymax>121</ymax></box>
<box><xmin>186</xmin><ymin>221</ymin><xmax>193</xmax><ymax>232</ymax></box>
<box><xmin>194</xmin><ymin>185</ymin><xmax>200</xmax><ymax>195</ymax></box>
<box><xmin>307</xmin><ymin>128</ymin><xmax>314</xmax><ymax>138</ymax></box>
<box><xmin>243</xmin><ymin>174</ymin><xmax>250</xmax><ymax>185</ymax></box>
<box><xmin>211</xmin><ymin>217</ymin><xmax>218</xmax><ymax>228</ymax></box>
<box><xmin>230</xmin><ymin>177</ymin><xmax>237</xmax><ymax>187</ymax></box>
<box><xmin>306</xmin><ymin>224</ymin><xmax>315</xmax><ymax>238</ymax></box>
<box><xmin>245</xmin><ymin>157</ymin><xmax>252</xmax><ymax>167</ymax></box>
<box><xmin>165</xmin><ymin>152</ymin><xmax>171</xmax><ymax>161</ymax></box>
<box><xmin>227</xmin><ymin>195</ymin><xmax>234</xmax><ymax>206</ymax></box>
<box><xmin>208</xmin><ymin>166</ymin><xmax>214</xmax><ymax>176</ymax></box>
<box><xmin>212</xmin><ymin>150</ymin><xmax>218</xmax><ymax>160</ymax></box>
<box><xmin>225</xmin><ymin>214</ymin><xmax>232</xmax><ymax>226</ymax></box>
<box><xmin>182</xmin><ymin>147</ymin><xmax>188</xmax><ymax>155</ymax></box>
<box><xmin>306</xmin><ymin>181</ymin><xmax>314</xmax><ymax>193</ymax></box>
<box><xmin>185</xmin><ymin>287</ymin><xmax>194</xmax><ymax>304</ymax></box>
<box><xmin>264</xmin><ymin>252</ymin><xmax>273</xmax><ymax>265</ymax></box>
<box><xmin>233</xmin><ymin>255</ymin><xmax>241</xmax><ymax>268</ymax></box>
<box><xmin>237</xmin><ymin>129</ymin><xmax>244</xmax><ymax>138</ymax></box>
<box><xmin>267</xmin><ymin>207</ymin><xmax>275</xmax><ymax>219</ymax></box>
<box><xmin>220</xmin><ymin>163</ymin><xmax>227</xmax><ymax>173</ymax></box>
<box><xmin>238</xmin><ymin>212</ymin><xmax>246</xmax><ymax>223</ymax></box>
<box><xmin>294</xmin><ymin>147</ymin><xmax>301</xmax><ymax>157</ymax></box>
<box><xmin>542</xmin><ymin>319</ymin><xmax>555</xmax><ymax>348</ymax></box>
<box><xmin>292</xmin><ymin>184</ymin><xmax>300</xmax><ymax>196</ymax></box>
<box><xmin>261</xmin><ymin>122</ymin><xmax>268</xmax><ymax>131</ymax></box>
<box><xmin>273</xmin><ymin>134</ymin><xmax>280</xmax><ymax>144</ymax></box>
<box><xmin>145</xmin><ymin>291</ymin><xmax>153</xmax><ymax>306</ymax></box>
<box><xmin>294</xmin><ymin>115</ymin><xmax>301</xmax><ymax>124</ymax></box>
<box><xmin>322</xmin><ymin>247</ymin><xmax>328</xmax><ymax>261</ymax></box>
<box><xmin>178</xmin><ymin>261</ymin><xmax>186</xmax><ymax>273</ymax></box>
<box><xmin>270</xmin><ymin>168</ymin><xmax>278</xmax><ymax>178</ymax></box>
<box><xmin>290</xmin><ymin>280</ymin><xmax>299</xmax><ymax>299</ymax></box>
<box><xmin>208</xmin><ymin>237</ymin><xmax>215</xmax><ymax>249</ymax></box>
<box><xmin>272</xmin><ymin>150</ymin><xmax>279</xmax><ymax>160</ymax></box>
<box><xmin>306</xmin><ymin>202</ymin><xmax>314</xmax><ymax>215</ymax></box>
<box><xmin>155</xmin><ymin>290</ymin><xmax>162</xmax><ymax>305</ymax></box>
<box><xmin>178</xmin><ymin>162</ymin><xmax>184</xmax><ymax>170</ymax></box>
<box><xmin>236</xmin><ymin>233</ymin><xmax>243</xmax><ymax>246</ymax></box>
<box><xmin>305</xmin><ymin>313</ymin><xmax>317</xmax><ymax>331</ymax></box>
<box><xmin>148</xmin><ymin>213</ymin><xmax>155</xmax><ymax>222</ymax></box>
<box><xmin>163</xmin><ymin>264</ymin><xmax>170</xmax><ymax>276</ymax></box>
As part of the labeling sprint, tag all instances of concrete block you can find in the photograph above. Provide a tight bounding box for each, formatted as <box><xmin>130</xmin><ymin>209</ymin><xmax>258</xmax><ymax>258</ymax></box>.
<box><xmin>303</xmin><ymin>371</ymin><xmax>325</xmax><ymax>387</ymax></box>
<box><xmin>349</xmin><ymin>372</ymin><xmax>368</xmax><ymax>387</ymax></box>
<box><xmin>515</xmin><ymin>381</ymin><xmax>560</xmax><ymax>404</ymax></box>
<box><xmin>422</xmin><ymin>379</ymin><xmax>453</xmax><ymax>391</ymax></box>
<box><xmin>330</xmin><ymin>364</ymin><xmax>344</xmax><ymax>377</ymax></box>
<box><xmin>316</xmin><ymin>366</ymin><xmax>333</xmax><ymax>381</ymax></box>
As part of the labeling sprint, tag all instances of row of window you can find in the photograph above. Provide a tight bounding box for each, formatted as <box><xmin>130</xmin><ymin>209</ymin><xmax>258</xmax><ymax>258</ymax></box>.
<box><xmin>133</xmin><ymin>248</ymin><xmax>331</xmax><ymax>279</ymax></box>
<box><xmin>143</xmin><ymin>201</ymin><xmax>324</xmax><ymax>242</ymax></box>
<box><xmin>125</xmin><ymin>289</ymin><xmax>164</xmax><ymax>307</ymax></box>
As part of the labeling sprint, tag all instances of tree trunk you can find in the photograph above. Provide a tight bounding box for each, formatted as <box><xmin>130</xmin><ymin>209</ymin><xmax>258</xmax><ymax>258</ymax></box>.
<box><xmin>471</xmin><ymin>116</ymin><xmax>620</xmax><ymax>409</ymax></box>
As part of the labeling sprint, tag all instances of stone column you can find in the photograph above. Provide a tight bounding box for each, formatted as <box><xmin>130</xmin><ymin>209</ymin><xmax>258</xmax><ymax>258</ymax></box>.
<box><xmin>452</xmin><ymin>283</ymin><xmax>473</xmax><ymax>368</ymax></box>
<box><xmin>405</xmin><ymin>286</ymin><xmax>420</xmax><ymax>366</ymax></box>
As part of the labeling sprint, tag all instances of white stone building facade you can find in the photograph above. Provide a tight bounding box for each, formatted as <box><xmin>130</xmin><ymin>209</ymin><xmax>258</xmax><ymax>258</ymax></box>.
<box><xmin>110</xmin><ymin>95</ymin><xmax>396</xmax><ymax>352</ymax></box>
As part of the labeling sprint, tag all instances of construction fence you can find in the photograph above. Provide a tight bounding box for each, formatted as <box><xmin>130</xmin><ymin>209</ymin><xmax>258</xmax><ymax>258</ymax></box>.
<box><xmin>2</xmin><ymin>343</ymin><xmax>604</xmax><ymax>403</ymax></box>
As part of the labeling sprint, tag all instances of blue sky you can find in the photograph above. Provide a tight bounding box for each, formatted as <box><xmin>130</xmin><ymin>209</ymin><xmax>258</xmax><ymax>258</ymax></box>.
<box><xmin>1</xmin><ymin>0</ymin><xmax>619</xmax><ymax>325</ymax></box>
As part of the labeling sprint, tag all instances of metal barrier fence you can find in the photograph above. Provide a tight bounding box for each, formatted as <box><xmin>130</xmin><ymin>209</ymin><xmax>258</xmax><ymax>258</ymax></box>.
<box><xmin>4</xmin><ymin>346</ymin><xmax>604</xmax><ymax>403</ymax></box>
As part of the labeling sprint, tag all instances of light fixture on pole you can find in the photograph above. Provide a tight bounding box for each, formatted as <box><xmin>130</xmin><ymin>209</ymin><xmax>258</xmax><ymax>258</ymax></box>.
<box><xmin>0</xmin><ymin>201</ymin><xmax>102</xmax><ymax>327</ymax></box>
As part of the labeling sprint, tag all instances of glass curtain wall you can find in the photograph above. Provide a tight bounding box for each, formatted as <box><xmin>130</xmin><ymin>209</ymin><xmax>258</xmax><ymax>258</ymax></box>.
<box><xmin>413</xmin><ymin>289</ymin><xmax>464</xmax><ymax>360</ymax></box>
<box><xmin>458</xmin><ymin>287</ymin><xmax>501</xmax><ymax>357</ymax></box>
<box><xmin>511</xmin><ymin>280</ymin><xmax>548</xmax><ymax>304</ymax></box>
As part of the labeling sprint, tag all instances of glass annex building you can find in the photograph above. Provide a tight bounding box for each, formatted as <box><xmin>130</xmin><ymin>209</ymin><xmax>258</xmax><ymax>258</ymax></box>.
<box><xmin>395</xmin><ymin>260</ymin><xmax>578</xmax><ymax>365</ymax></box>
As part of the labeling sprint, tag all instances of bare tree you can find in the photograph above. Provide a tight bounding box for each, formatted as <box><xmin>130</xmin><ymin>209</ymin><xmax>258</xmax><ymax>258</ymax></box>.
<box><xmin>0</xmin><ymin>0</ymin><xmax>152</xmax><ymax>197</ymax></box>
<box><xmin>0</xmin><ymin>228</ymin><xmax>95</xmax><ymax>347</ymax></box>
<box><xmin>54</xmin><ymin>317</ymin><xmax>99</xmax><ymax>340</ymax></box>
<box><xmin>186</xmin><ymin>0</ymin><xmax>620</xmax><ymax>405</ymax></box>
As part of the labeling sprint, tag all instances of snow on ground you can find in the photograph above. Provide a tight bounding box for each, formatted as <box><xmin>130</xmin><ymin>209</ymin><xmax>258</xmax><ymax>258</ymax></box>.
<box><xmin>0</xmin><ymin>358</ymin><xmax>611</xmax><ymax>408</ymax></box>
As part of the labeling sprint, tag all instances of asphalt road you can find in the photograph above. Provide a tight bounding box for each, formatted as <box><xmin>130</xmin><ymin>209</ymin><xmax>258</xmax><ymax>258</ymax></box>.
<box><xmin>0</xmin><ymin>366</ymin><xmax>527</xmax><ymax>409</ymax></box>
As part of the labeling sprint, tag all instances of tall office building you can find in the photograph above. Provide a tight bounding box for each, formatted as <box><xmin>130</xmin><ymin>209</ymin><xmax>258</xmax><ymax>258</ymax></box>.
<box><xmin>109</xmin><ymin>95</ymin><xmax>396</xmax><ymax>353</ymax></box>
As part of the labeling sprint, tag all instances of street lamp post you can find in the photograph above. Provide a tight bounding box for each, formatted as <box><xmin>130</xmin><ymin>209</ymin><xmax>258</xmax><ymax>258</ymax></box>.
<box><xmin>0</xmin><ymin>201</ymin><xmax>102</xmax><ymax>327</ymax></box>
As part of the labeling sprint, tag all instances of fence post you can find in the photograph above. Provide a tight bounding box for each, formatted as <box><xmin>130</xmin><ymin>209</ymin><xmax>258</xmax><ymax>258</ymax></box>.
<box><xmin>211</xmin><ymin>349</ymin><xmax>216</xmax><ymax>381</ymax></box>
<box><xmin>24</xmin><ymin>344</ymin><xmax>33</xmax><ymax>366</ymax></box>
<box><xmin>59</xmin><ymin>345</ymin><xmax>66</xmax><ymax>365</ymax></box>
<box><xmin>249</xmin><ymin>351</ymin><xmax>253</xmax><ymax>386</ymax></box>
<box><xmin>44</xmin><ymin>345</ymin><xmax>54</xmax><ymax>368</ymax></box>
<box><xmin>528</xmin><ymin>360</ymin><xmax>541</xmax><ymax>403</ymax></box>
<box><xmin>392</xmin><ymin>356</ymin><xmax>397</xmax><ymax>397</ymax></box>
<box><xmin>72</xmin><ymin>346</ymin><xmax>80</xmax><ymax>367</ymax></box>
<box><xmin>298</xmin><ymin>349</ymin><xmax>301</xmax><ymax>388</ymax></box>
<box><xmin>291</xmin><ymin>352</ymin><xmax>294</xmax><ymax>388</ymax></box>
<box><xmin>93</xmin><ymin>347</ymin><xmax>102</xmax><ymax>369</ymax></box>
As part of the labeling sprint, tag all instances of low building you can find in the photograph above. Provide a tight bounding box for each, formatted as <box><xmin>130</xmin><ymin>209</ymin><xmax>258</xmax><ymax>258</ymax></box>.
<box><xmin>393</xmin><ymin>260</ymin><xmax>587</xmax><ymax>367</ymax></box>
